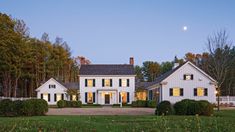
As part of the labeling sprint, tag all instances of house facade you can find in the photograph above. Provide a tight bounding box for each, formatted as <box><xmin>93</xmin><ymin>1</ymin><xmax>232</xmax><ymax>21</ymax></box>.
<box><xmin>35</xmin><ymin>78</ymin><xmax>79</xmax><ymax>105</ymax></box>
<box><xmin>79</xmin><ymin>58</ymin><xmax>135</xmax><ymax>105</ymax></box>
<box><xmin>146</xmin><ymin>61</ymin><xmax>217</xmax><ymax>104</ymax></box>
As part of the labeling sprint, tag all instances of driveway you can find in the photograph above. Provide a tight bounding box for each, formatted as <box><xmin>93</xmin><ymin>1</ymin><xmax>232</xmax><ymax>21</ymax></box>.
<box><xmin>47</xmin><ymin>107</ymin><xmax>155</xmax><ymax>115</ymax></box>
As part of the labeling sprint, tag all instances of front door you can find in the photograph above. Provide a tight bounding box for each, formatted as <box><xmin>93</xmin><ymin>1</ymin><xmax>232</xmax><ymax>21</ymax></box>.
<box><xmin>105</xmin><ymin>94</ymin><xmax>110</xmax><ymax>104</ymax></box>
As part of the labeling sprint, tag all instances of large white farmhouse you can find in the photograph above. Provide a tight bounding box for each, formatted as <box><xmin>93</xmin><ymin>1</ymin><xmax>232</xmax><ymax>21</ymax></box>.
<box><xmin>79</xmin><ymin>58</ymin><xmax>135</xmax><ymax>105</ymax></box>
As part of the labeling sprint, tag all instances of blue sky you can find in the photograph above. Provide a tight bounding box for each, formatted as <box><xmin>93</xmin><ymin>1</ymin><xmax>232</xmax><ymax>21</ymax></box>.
<box><xmin>1</xmin><ymin>0</ymin><xmax>235</xmax><ymax>65</ymax></box>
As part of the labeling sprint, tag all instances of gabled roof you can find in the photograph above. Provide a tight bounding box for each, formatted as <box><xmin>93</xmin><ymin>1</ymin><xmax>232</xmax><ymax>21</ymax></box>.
<box><xmin>35</xmin><ymin>78</ymin><xmax>68</xmax><ymax>92</ymax></box>
<box><xmin>146</xmin><ymin>61</ymin><xmax>217</xmax><ymax>88</ymax></box>
<box><xmin>79</xmin><ymin>64</ymin><xmax>135</xmax><ymax>75</ymax></box>
<box><xmin>63</xmin><ymin>82</ymin><xmax>79</xmax><ymax>89</ymax></box>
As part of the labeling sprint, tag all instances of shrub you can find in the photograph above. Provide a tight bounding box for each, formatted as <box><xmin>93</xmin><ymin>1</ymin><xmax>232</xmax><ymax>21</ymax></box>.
<box><xmin>113</xmin><ymin>104</ymin><xmax>121</xmax><ymax>107</ymax></box>
<box><xmin>12</xmin><ymin>100</ymin><xmax>23</xmax><ymax>116</ymax></box>
<box><xmin>131</xmin><ymin>101</ymin><xmax>137</xmax><ymax>107</ymax></box>
<box><xmin>155</xmin><ymin>100</ymin><xmax>173</xmax><ymax>115</ymax></box>
<box><xmin>57</xmin><ymin>100</ymin><xmax>67</xmax><ymax>108</ymax></box>
<box><xmin>174</xmin><ymin>99</ymin><xmax>213</xmax><ymax>116</ymax></box>
<box><xmin>22</xmin><ymin>99</ymin><xmax>48</xmax><ymax>116</ymax></box>
<box><xmin>147</xmin><ymin>100</ymin><xmax>157</xmax><ymax>108</ymax></box>
<box><xmin>0</xmin><ymin>99</ymin><xmax>15</xmax><ymax>117</ymax></box>
<box><xmin>71</xmin><ymin>101</ymin><xmax>82</xmax><ymax>108</ymax></box>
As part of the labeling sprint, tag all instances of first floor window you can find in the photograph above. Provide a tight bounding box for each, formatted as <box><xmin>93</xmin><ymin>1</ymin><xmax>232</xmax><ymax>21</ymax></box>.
<box><xmin>170</xmin><ymin>88</ymin><xmax>183</xmax><ymax>96</ymax></box>
<box><xmin>41</xmin><ymin>93</ymin><xmax>50</xmax><ymax>102</ymax></box>
<box><xmin>85</xmin><ymin>92</ymin><xmax>95</xmax><ymax>103</ymax></box>
<box><xmin>72</xmin><ymin>95</ymin><xmax>77</xmax><ymax>101</ymax></box>
<box><xmin>119</xmin><ymin>92</ymin><xmax>130</xmax><ymax>103</ymax></box>
<box><xmin>194</xmin><ymin>88</ymin><xmax>208</xmax><ymax>96</ymax></box>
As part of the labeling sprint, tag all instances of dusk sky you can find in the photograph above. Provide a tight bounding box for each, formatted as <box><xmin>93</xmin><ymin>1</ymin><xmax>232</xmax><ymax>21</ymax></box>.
<box><xmin>1</xmin><ymin>0</ymin><xmax>235</xmax><ymax>65</ymax></box>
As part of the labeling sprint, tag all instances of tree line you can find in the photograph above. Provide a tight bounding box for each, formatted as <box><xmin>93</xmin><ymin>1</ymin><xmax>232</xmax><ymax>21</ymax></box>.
<box><xmin>0</xmin><ymin>13</ymin><xmax>90</xmax><ymax>97</ymax></box>
<box><xmin>135</xmin><ymin>30</ymin><xmax>235</xmax><ymax>96</ymax></box>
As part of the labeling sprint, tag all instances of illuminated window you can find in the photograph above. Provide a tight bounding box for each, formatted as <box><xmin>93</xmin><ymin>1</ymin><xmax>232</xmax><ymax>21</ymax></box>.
<box><xmin>87</xmin><ymin>79</ymin><xmax>93</xmax><ymax>87</ymax></box>
<box><xmin>184</xmin><ymin>74</ymin><xmax>193</xmax><ymax>80</ymax></box>
<box><xmin>57</xmin><ymin>94</ymin><xmax>62</xmax><ymax>101</ymax></box>
<box><xmin>121</xmin><ymin>92</ymin><xmax>127</xmax><ymax>103</ymax></box>
<box><xmin>122</xmin><ymin>79</ymin><xmax>127</xmax><ymax>87</ymax></box>
<box><xmin>104</xmin><ymin>79</ymin><xmax>111</xmax><ymax>87</ymax></box>
<box><xmin>88</xmin><ymin>92</ymin><xmax>93</xmax><ymax>103</ymax></box>
<box><xmin>72</xmin><ymin>95</ymin><xmax>77</xmax><ymax>101</ymax></box>
<box><xmin>43</xmin><ymin>93</ymin><xmax>48</xmax><ymax>101</ymax></box>
<box><xmin>119</xmin><ymin>79</ymin><xmax>129</xmax><ymax>87</ymax></box>
<box><xmin>170</xmin><ymin>88</ymin><xmax>183</xmax><ymax>96</ymax></box>
<box><xmin>136</xmin><ymin>91</ymin><xmax>147</xmax><ymax>100</ymax></box>
<box><xmin>194</xmin><ymin>88</ymin><xmax>208</xmax><ymax>96</ymax></box>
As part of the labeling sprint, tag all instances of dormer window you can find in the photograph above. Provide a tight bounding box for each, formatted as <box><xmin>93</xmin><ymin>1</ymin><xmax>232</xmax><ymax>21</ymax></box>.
<box><xmin>49</xmin><ymin>84</ymin><xmax>56</xmax><ymax>88</ymax></box>
<box><xmin>184</xmin><ymin>74</ymin><xmax>193</xmax><ymax>80</ymax></box>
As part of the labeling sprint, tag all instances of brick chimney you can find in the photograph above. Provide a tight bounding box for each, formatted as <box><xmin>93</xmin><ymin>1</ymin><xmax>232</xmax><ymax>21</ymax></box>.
<box><xmin>80</xmin><ymin>57</ymin><xmax>86</xmax><ymax>65</ymax></box>
<box><xmin>129</xmin><ymin>57</ymin><xmax>134</xmax><ymax>65</ymax></box>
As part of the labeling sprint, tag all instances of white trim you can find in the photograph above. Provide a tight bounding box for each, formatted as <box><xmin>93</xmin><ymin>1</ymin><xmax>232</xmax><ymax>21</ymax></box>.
<box><xmin>35</xmin><ymin>78</ymin><xmax>67</xmax><ymax>92</ymax></box>
<box><xmin>79</xmin><ymin>75</ymin><xmax>135</xmax><ymax>77</ymax></box>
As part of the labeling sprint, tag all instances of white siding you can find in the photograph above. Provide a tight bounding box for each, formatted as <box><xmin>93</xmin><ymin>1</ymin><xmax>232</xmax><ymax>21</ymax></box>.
<box><xmin>161</xmin><ymin>63</ymin><xmax>216</xmax><ymax>104</ymax></box>
<box><xmin>80</xmin><ymin>76</ymin><xmax>135</xmax><ymax>104</ymax></box>
<box><xmin>36</xmin><ymin>78</ymin><xmax>68</xmax><ymax>105</ymax></box>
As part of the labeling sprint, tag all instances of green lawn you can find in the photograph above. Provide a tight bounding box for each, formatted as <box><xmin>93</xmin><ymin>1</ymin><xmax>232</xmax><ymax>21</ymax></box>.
<box><xmin>0</xmin><ymin>110</ymin><xmax>234</xmax><ymax>132</ymax></box>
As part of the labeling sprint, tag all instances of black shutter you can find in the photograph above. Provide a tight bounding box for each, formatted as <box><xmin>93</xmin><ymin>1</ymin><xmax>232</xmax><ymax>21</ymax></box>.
<box><xmin>70</xmin><ymin>95</ymin><xmax>72</xmax><ymax>101</ymax></box>
<box><xmin>169</xmin><ymin>88</ymin><xmax>173</xmax><ymax>96</ymax></box>
<box><xmin>194</xmin><ymin>88</ymin><xmax>197</xmax><ymax>96</ymax></box>
<box><xmin>49</xmin><ymin>85</ymin><xmax>51</xmax><ymax>89</ymax></box>
<box><xmin>191</xmin><ymin>74</ymin><xmax>194</xmax><ymax>80</ymax></box>
<box><xmin>119</xmin><ymin>79</ymin><xmax>122</xmax><ymax>87</ymax></box>
<box><xmin>204</xmin><ymin>88</ymin><xmax>208</xmax><ymax>96</ymax></box>
<box><xmin>127</xmin><ymin>79</ymin><xmax>130</xmax><ymax>87</ymax></box>
<box><xmin>119</xmin><ymin>92</ymin><xmax>121</xmax><ymax>103</ymax></box>
<box><xmin>48</xmin><ymin>94</ymin><xmax>50</xmax><ymax>102</ymax></box>
<box><xmin>93</xmin><ymin>79</ymin><xmax>95</xmax><ymax>87</ymax></box>
<box><xmin>110</xmin><ymin>79</ymin><xmax>112</xmax><ymax>87</ymax></box>
<box><xmin>180</xmin><ymin>88</ymin><xmax>183</xmax><ymax>96</ymax></box>
<box><xmin>76</xmin><ymin>94</ymin><xmax>78</xmax><ymax>101</ymax></box>
<box><xmin>85</xmin><ymin>79</ymin><xmax>88</xmax><ymax>87</ymax></box>
<box><xmin>41</xmin><ymin>94</ymin><xmax>43</xmax><ymax>99</ymax></box>
<box><xmin>127</xmin><ymin>92</ymin><xmax>130</xmax><ymax>103</ymax></box>
<box><xmin>62</xmin><ymin>94</ymin><xmax>64</xmax><ymax>100</ymax></box>
<box><xmin>149</xmin><ymin>90</ymin><xmax>152</xmax><ymax>100</ymax></box>
<box><xmin>93</xmin><ymin>92</ymin><xmax>95</xmax><ymax>103</ymax></box>
<box><xmin>85</xmin><ymin>92</ymin><xmax>88</xmax><ymax>103</ymax></box>
<box><xmin>183</xmin><ymin>75</ymin><xmax>186</xmax><ymax>80</ymax></box>
<box><xmin>54</xmin><ymin>94</ymin><xmax>57</xmax><ymax>102</ymax></box>
<box><xmin>102</xmin><ymin>79</ymin><xmax>105</xmax><ymax>87</ymax></box>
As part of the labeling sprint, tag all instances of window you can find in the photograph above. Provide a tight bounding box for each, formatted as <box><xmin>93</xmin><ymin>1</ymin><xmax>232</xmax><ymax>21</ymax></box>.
<box><xmin>119</xmin><ymin>79</ymin><xmax>130</xmax><ymax>87</ymax></box>
<box><xmin>183</xmin><ymin>74</ymin><xmax>193</xmax><ymax>80</ymax></box>
<box><xmin>85</xmin><ymin>79</ymin><xmax>95</xmax><ymax>87</ymax></box>
<box><xmin>194</xmin><ymin>88</ymin><xmax>208</xmax><ymax>96</ymax></box>
<box><xmin>102</xmin><ymin>79</ymin><xmax>112</xmax><ymax>87</ymax></box>
<box><xmin>42</xmin><ymin>93</ymin><xmax>50</xmax><ymax>102</ymax></box>
<box><xmin>72</xmin><ymin>95</ymin><xmax>77</xmax><ymax>101</ymax></box>
<box><xmin>170</xmin><ymin>88</ymin><xmax>183</xmax><ymax>96</ymax></box>
<box><xmin>49</xmin><ymin>84</ymin><xmax>56</xmax><ymax>88</ymax></box>
<box><xmin>57</xmin><ymin>94</ymin><xmax>62</xmax><ymax>101</ymax></box>
<box><xmin>85</xmin><ymin>92</ymin><xmax>95</xmax><ymax>103</ymax></box>
<box><xmin>119</xmin><ymin>92</ymin><xmax>130</xmax><ymax>103</ymax></box>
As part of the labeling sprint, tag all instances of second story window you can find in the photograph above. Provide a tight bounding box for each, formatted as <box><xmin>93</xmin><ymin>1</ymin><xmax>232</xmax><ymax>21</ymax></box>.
<box><xmin>85</xmin><ymin>79</ymin><xmax>95</xmax><ymax>87</ymax></box>
<box><xmin>102</xmin><ymin>79</ymin><xmax>112</xmax><ymax>87</ymax></box>
<box><xmin>169</xmin><ymin>88</ymin><xmax>183</xmax><ymax>96</ymax></box>
<box><xmin>119</xmin><ymin>79</ymin><xmax>130</xmax><ymax>87</ymax></box>
<box><xmin>49</xmin><ymin>84</ymin><xmax>56</xmax><ymax>88</ymax></box>
<box><xmin>183</xmin><ymin>74</ymin><xmax>193</xmax><ymax>80</ymax></box>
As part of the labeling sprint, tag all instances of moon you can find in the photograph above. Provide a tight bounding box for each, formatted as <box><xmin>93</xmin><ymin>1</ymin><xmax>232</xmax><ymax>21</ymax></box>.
<box><xmin>183</xmin><ymin>26</ymin><xmax>188</xmax><ymax>31</ymax></box>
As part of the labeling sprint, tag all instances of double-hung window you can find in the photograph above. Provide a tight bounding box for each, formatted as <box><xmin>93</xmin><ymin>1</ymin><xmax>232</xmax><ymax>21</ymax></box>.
<box><xmin>169</xmin><ymin>88</ymin><xmax>183</xmax><ymax>96</ymax></box>
<box><xmin>194</xmin><ymin>87</ymin><xmax>208</xmax><ymax>96</ymax></box>
<box><xmin>119</xmin><ymin>79</ymin><xmax>130</xmax><ymax>87</ymax></box>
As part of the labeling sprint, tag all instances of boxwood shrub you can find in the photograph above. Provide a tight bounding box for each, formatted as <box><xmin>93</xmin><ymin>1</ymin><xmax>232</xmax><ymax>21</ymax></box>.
<box><xmin>155</xmin><ymin>100</ymin><xmax>173</xmax><ymax>115</ymax></box>
<box><xmin>0</xmin><ymin>99</ymin><xmax>48</xmax><ymax>117</ymax></box>
<box><xmin>174</xmin><ymin>99</ymin><xmax>213</xmax><ymax>116</ymax></box>
<box><xmin>57</xmin><ymin>100</ymin><xmax>82</xmax><ymax>108</ymax></box>
<box><xmin>147</xmin><ymin>100</ymin><xmax>157</xmax><ymax>108</ymax></box>
<box><xmin>132</xmin><ymin>100</ymin><xmax>148</xmax><ymax>107</ymax></box>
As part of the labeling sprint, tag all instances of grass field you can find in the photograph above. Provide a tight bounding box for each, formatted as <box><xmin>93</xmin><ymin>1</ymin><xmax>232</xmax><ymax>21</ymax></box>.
<box><xmin>0</xmin><ymin>110</ymin><xmax>234</xmax><ymax>132</ymax></box>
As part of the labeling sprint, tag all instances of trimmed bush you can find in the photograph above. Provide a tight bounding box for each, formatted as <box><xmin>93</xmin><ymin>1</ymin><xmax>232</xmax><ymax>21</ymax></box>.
<box><xmin>174</xmin><ymin>99</ymin><xmax>213</xmax><ymax>116</ymax></box>
<box><xmin>132</xmin><ymin>100</ymin><xmax>148</xmax><ymax>107</ymax></box>
<box><xmin>131</xmin><ymin>101</ymin><xmax>137</xmax><ymax>107</ymax></box>
<box><xmin>22</xmin><ymin>99</ymin><xmax>48</xmax><ymax>116</ymax></box>
<box><xmin>0</xmin><ymin>99</ymin><xmax>15</xmax><ymax>117</ymax></box>
<box><xmin>57</xmin><ymin>100</ymin><xmax>67</xmax><ymax>108</ymax></box>
<box><xmin>113</xmin><ymin>104</ymin><xmax>120</xmax><ymax>107</ymax></box>
<box><xmin>147</xmin><ymin>100</ymin><xmax>157</xmax><ymax>108</ymax></box>
<box><xmin>71</xmin><ymin>101</ymin><xmax>82</xmax><ymax>108</ymax></box>
<box><xmin>155</xmin><ymin>100</ymin><xmax>173</xmax><ymax>115</ymax></box>
<box><xmin>12</xmin><ymin>100</ymin><xmax>23</xmax><ymax>116</ymax></box>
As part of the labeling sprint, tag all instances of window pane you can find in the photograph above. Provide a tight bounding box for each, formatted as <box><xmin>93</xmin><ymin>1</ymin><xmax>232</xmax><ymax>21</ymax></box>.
<box><xmin>121</xmin><ymin>92</ymin><xmax>127</xmax><ymax>103</ymax></box>
<box><xmin>197</xmin><ymin>88</ymin><xmax>204</xmax><ymax>96</ymax></box>
<box><xmin>88</xmin><ymin>92</ymin><xmax>93</xmax><ymax>103</ymax></box>
<box><xmin>72</xmin><ymin>95</ymin><xmax>77</xmax><ymax>101</ymax></box>
<box><xmin>43</xmin><ymin>93</ymin><xmax>48</xmax><ymax>101</ymax></box>
<box><xmin>87</xmin><ymin>79</ymin><xmax>93</xmax><ymax>87</ymax></box>
<box><xmin>185</xmin><ymin>75</ymin><xmax>191</xmax><ymax>80</ymax></box>
<box><xmin>122</xmin><ymin>79</ymin><xmax>127</xmax><ymax>87</ymax></box>
<box><xmin>57</xmin><ymin>94</ymin><xmax>62</xmax><ymax>101</ymax></box>
<box><xmin>105</xmin><ymin>79</ymin><xmax>110</xmax><ymax>87</ymax></box>
<box><xmin>173</xmin><ymin>88</ymin><xmax>180</xmax><ymax>96</ymax></box>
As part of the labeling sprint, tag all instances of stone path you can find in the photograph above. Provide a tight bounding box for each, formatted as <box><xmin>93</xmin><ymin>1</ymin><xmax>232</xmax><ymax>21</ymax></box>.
<box><xmin>47</xmin><ymin>107</ymin><xmax>155</xmax><ymax>115</ymax></box>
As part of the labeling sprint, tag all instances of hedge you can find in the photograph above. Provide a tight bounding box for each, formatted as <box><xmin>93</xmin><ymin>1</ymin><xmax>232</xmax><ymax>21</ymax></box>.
<box><xmin>132</xmin><ymin>100</ymin><xmax>148</xmax><ymax>107</ymax></box>
<box><xmin>174</xmin><ymin>99</ymin><xmax>213</xmax><ymax>116</ymax></box>
<box><xmin>155</xmin><ymin>100</ymin><xmax>173</xmax><ymax>115</ymax></box>
<box><xmin>147</xmin><ymin>100</ymin><xmax>157</xmax><ymax>108</ymax></box>
<box><xmin>0</xmin><ymin>99</ymin><xmax>48</xmax><ymax>117</ymax></box>
<box><xmin>57</xmin><ymin>100</ymin><xmax>82</xmax><ymax>108</ymax></box>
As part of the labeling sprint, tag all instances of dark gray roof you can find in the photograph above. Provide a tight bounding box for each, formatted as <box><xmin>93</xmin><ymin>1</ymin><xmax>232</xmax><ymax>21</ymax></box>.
<box><xmin>63</xmin><ymin>82</ymin><xmax>79</xmax><ymax>89</ymax></box>
<box><xmin>135</xmin><ymin>81</ymin><xmax>153</xmax><ymax>90</ymax></box>
<box><xmin>145</xmin><ymin>62</ymin><xmax>186</xmax><ymax>88</ymax></box>
<box><xmin>79</xmin><ymin>64</ymin><xmax>135</xmax><ymax>75</ymax></box>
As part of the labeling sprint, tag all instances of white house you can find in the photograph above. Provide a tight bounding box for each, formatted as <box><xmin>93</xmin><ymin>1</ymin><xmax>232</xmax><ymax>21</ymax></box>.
<box><xmin>35</xmin><ymin>78</ymin><xmax>79</xmax><ymax>105</ymax></box>
<box><xmin>146</xmin><ymin>61</ymin><xmax>217</xmax><ymax>104</ymax></box>
<box><xmin>79</xmin><ymin>58</ymin><xmax>135</xmax><ymax>105</ymax></box>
